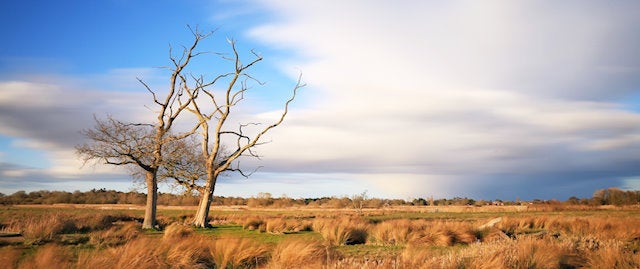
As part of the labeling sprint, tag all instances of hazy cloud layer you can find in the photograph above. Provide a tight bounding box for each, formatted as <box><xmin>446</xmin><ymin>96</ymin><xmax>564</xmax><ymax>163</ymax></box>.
<box><xmin>0</xmin><ymin>73</ymin><xmax>154</xmax><ymax>193</ymax></box>
<box><xmin>243</xmin><ymin>0</ymin><xmax>640</xmax><ymax>199</ymax></box>
<box><xmin>2</xmin><ymin>1</ymin><xmax>640</xmax><ymax>200</ymax></box>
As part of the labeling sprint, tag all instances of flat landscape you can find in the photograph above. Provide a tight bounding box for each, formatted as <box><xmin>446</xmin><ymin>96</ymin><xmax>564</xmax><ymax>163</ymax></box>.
<box><xmin>1</xmin><ymin>203</ymin><xmax>639</xmax><ymax>268</ymax></box>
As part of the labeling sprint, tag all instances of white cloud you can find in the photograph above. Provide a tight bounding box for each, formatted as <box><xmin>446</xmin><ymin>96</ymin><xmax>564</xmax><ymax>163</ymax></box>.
<box><xmin>2</xmin><ymin>2</ymin><xmax>640</xmax><ymax>199</ymax></box>
<box><xmin>240</xmin><ymin>0</ymin><xmax>640</xmax><ymax>199</ymax></box>
<box><xmin>0</xmin><ymin>71</ymin><xmax>160</xmax><ymax>189</ymax></box>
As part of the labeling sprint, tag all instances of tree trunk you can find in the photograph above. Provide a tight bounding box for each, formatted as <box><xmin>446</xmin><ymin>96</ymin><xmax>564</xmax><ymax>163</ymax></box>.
<box><xmin>193</xmin><ymin>189</ymin><xmax>212</xmax><ymax>228</ymax></box>
<box><xmin>193</xmin><ymin>171</ymin><xmax>216</xmax><ymax>228</ymax></box>
<box><xmin>142</xmin><ymin>171</ymin><xmax>158</xmax><ymax>229</ymax></box>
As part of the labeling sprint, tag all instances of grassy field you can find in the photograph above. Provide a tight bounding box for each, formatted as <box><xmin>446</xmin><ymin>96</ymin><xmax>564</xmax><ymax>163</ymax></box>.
<box><xmin>1</xmin><ymin>204</ymin><xmax>639</xmax><ymax>268</ymax></box>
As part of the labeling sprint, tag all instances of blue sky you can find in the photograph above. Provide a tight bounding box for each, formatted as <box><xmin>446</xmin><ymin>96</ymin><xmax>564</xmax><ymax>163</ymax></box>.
<box><xmin>1</xmin><ymin>0</ymin><xmax>640</xmax><ymax>201</ymax></box>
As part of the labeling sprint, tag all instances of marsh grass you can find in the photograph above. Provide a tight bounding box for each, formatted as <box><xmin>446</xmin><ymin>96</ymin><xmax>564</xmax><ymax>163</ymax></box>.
<box><xmin>3</xmin><ymin>205</ymin><xmax>640</xmax><ymax>268</ymax></box>
<box><xmin>89</xmin><ymin>221</ymin><xmax>140</xmax><ymax>247</ymax></box>
<box><xmin>268</xmin><ymin>238</ymin><xmax>325</xmax><ymax>268</ymax></box>
<box><xmin>3</xmin><ymin>213</ymin><xmax>76</xmax><ymax>244</ymax></box>
<box><xmin>162</xmin><ymin>222</ymin><xmax>194</xmax><ymax>240</ymax></box>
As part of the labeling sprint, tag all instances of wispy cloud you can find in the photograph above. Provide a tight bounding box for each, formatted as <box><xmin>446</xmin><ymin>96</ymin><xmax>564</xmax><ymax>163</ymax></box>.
<box><xmin>0</xmin><ymin>70</ymin><xmax>159</xmax><ymax>193</ymax></box>
<box><xmin>1</xmin><ymin>1</ymin><xmax>639</xmax><ymax>200</ymax></box>
<box><xmin>241</xmin><ymin>0</ymin><xmax>640</xmax><ymax>199</ymax></box>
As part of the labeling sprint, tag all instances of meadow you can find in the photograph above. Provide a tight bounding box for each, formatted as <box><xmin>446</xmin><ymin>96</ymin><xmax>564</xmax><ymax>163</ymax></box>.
<box><xmin>1</xmin><ymin>204</ymin><xmax>639</xmax><ymax>268</ymax></box>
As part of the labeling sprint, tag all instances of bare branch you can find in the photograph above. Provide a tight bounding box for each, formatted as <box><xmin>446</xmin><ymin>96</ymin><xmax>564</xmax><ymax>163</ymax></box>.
<box><xmin>137</xmin><ymin>78</ymin><xmax>163</xmax><ymax>106</ymax></box>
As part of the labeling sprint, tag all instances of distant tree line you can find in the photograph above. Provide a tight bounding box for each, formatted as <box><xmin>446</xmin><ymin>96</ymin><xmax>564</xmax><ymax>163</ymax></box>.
<box><xmin>590</xmin><ymin>187</ymin><xmax>640</xmax><ymax>206</ymax></box>
<box><xmin>1</xmin><ymin>187</ymin><xmax>638</xmax><ymax>207</ymax></box>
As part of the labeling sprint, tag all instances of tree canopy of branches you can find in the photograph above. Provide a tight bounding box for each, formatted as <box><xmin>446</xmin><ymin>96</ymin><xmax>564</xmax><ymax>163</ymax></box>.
<box><xmin>77</xmin><ymin>26</ymin><xmax>303</xmax><ymax>228</ymax></box>
<box><xmin>184</xmin><ymin>38</ymin><xmax>305</xmax><ymax>227</ymax></box>
<box><xmin>76</xmin><ymin>27</ymin><xmax>207</xmax><ymax>229</ymax></box>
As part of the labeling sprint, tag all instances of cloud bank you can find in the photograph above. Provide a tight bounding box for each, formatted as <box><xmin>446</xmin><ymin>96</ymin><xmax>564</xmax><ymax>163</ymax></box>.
<box><xmin>241</xmin><ymin>0</ymin><xmax>640</xmax><ymax>199</ymax></box>
<box><xmin>2</xmin><ymin>1</ymin><xmax>640</xmax><ymax>200</ymax></box>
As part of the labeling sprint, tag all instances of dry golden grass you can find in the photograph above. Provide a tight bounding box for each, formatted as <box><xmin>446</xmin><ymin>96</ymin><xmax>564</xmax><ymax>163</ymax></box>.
<box><xmin>313</xmin><ymin>218</ymin><xmax>351</xmax><ymax>246</ymax></box>
<box><xmin>508</xmin><ymin>237</ymin><xmax>575</xmax><ymax>269</ymax></box>
<box><xmin>267</xmin><ymin>238</ymin><xmax>325</xmax><ymax>268</ymax></box>
<box><xmin>370</xmin><ymin>219</ymin><xmax>417</xmax><ymax>245</ymax></box>
<box><xmin>265</xmin><ymin>218</ymin><xmax>289</xmax><ymax>234</ymax></box>
<box><xmin>584</xmin><ymin>240</ymin><xmax>640</xmax><ymax>269</ymax></box>
<box><xmin>313</xmin><ymin>217</ymin><xmax>369</xmax><ymax>246</ymax></box>
<box><xmin>4</xmin><ymin>205</ymin><xmax>640</xmax><ymax>268</ymax></box>
<box><xmin>0</xmin><ymin>247</ymin><xmax>23</xmax><ymax>269</ymax></box>
<box><xmin>89</xmin><ymin>221</ymin><xmax>140</xmax><ymax>247</ymax></box>
<box><xmin>17</xmin><ymin>244</ymin><xmax>73</xmax><ymax>269</ymax></box>
<box><xmin>369</xmin><ymin>219</ymin><xmax>478</xmax><ymax>246</ymax></box>
<box><xmin>4</xmin><ymin>213</ymin><xmax>76</xmax><ymax>244</ymax></box>
<box><xmin>242</xmin><ymin>217</ymin><xmax>265</xmax><ymax>230</ymax></box>
<box><xmin>165</xmin><ymin>238</ymin><xmax>213</xmax><ymax>269</ymax></box>
<box><xmin>207</xmin><ymin>237</ymin><xmax>269</xmax><ymax>268</ymax></box>
<box><xmin>163</xmin><ymin>222</ymin><xmax>194</xmax><ymax>240</ymax></box>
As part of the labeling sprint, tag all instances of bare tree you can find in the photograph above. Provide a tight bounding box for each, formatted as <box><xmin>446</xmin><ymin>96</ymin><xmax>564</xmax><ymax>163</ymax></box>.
<box><xmin>160</xmin><ymin>137</ymin><xmax>208</xmax><ymax>195</ymax></box>
<box><xmin>76</xmin><ymin>27</ymin><xmax>209</xmax><ymax>229</ymax></box>
<box><xmin>351</xmin><ymin>190</ymin><xmax>368</xmax><ymax>214</ymax></box>
<box><xmin>186</xmin><ymin>40</ymin><xmax>304</xmax><ymax>227</ymax></box>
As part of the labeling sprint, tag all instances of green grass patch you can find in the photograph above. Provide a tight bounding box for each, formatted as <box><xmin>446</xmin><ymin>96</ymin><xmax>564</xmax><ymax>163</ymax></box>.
<box><xmin>336</xmin><ymin>244</ymin><xmax>403</xmax><ymax>257</ymax></box>
<box><xmin>196</xmin><ymin>224</ymin><xmax>322</xmax><ymax>244</ymax></box>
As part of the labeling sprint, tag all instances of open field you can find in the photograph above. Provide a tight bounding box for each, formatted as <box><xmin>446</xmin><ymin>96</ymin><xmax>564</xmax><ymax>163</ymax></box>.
<box><xmin>1</xmin><ymin>204</ymin><xmax>640</xmax><ymax>268</ymax></box>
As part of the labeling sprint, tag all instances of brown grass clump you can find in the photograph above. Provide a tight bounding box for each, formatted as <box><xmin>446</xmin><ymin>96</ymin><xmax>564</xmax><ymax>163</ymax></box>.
<box><xmin>446</xmin><ymin>222</ymin><xmax>478</xmax><ymax>245</ymax></box>
<box><xmin>314</xmin><ymin>218</ymin><xmax>352</xmax><ymax>246</ymax></box>
<box><xmin>101</xmin><ymin>237</ymin><xmax>165</xmax><ymax>269</ymax></box>
<box><xmin>318</xmin><ymin>216</ymin><xmax>370</xmax><ymax>245</ymax></box>
<box><xmin>207</xmin><ymin>237</ymin><xmax>269</xmax><ymax>268</ymax></box>
<box><xmin>165</xmin><ymin>238</ymin><xmax>214</xmax><ymax>268</ymax></box>
<box><xmin>506</xmin><ymin>237</ymin><xmax>578</xmax><ymax>269</ymax></box>
<box><xmin>243</xmin><ymin>217</ymin><xmax>265</xmax><ymax>231</ymax></box>
<box><xmin>163</xmin><ymin>223</ymin><xmax>194</xmax><ymax>240</ymax></box>
<box><xmin>73</xmin><ymin>213</ymin><xmax>125</xmax><ymax>232</ymax></box>
<box><xmin>77</xmin><ymin>237</ymin><xmax>214</xmax><ymax>269</ymax></box>
<box><xmin>400</xmin><ymin>246</ymin><xmax>434</xmax><ymax>269</ymax></box>
<box><xmin>584</xmin><ymin>240</ymin><xmax>640</xmax><ymax>269</ymax></box>
<box><xmin>7</xmin><ymin>213</ymin><xmax>76</xmax><ymax>244</ymax></box>
<box><xmin>0</xmin><ymin>247</ymin><xmax>23</xmax><ymax>269</ymax></box>
<box><xmin>268</xmin><ymin>238</ymin><xmax>325</xmax><ymax>268</ymax></box>
<box><xmin>265</xmin><ymin>218</ymin><xmax>294</xmax><ymax>234</ymax></box>
<box><xmin>370</xmin><ymin>219</ymin><xmax>418</xmax><ymax>245</ymax></box>
<box><xmin>18</xmin><ymin>244</ymin><xmax>73</xmax><ymax>269</ymax></box>
<box><xmin>416</xmin><ymin>225</ymin><xmax>451</xmax><ymax>246</ymax></box>
<box><xmin>90</xmin><ymin>221</ymin><xmax>140</xmax><ymax>247</ymax></box>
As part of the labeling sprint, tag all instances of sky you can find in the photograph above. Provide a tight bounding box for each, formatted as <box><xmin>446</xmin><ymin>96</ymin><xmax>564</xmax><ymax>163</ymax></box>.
<box><xmin>1</xmin><ymin>0</ymin><xmax>640</xmax><ymax>201</ymax></box>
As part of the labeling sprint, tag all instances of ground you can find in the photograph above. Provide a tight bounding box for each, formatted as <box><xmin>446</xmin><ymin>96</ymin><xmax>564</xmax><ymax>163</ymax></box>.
<box><xmin>1</xmin><ymin>204</ymin><xmax>639</xmax><ymax>268</ymax></box>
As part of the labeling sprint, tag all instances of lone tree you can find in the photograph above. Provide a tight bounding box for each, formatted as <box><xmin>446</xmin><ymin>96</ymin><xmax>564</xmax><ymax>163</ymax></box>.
<box><xmin>185</xmin><ymin>40</ymin><xmax>304</xmax><ymax>228</ymax></box>
<box><xmin>76</xmin><ymin>28</ymin><xmax>209</xmax><ymax>229</ymax></box>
